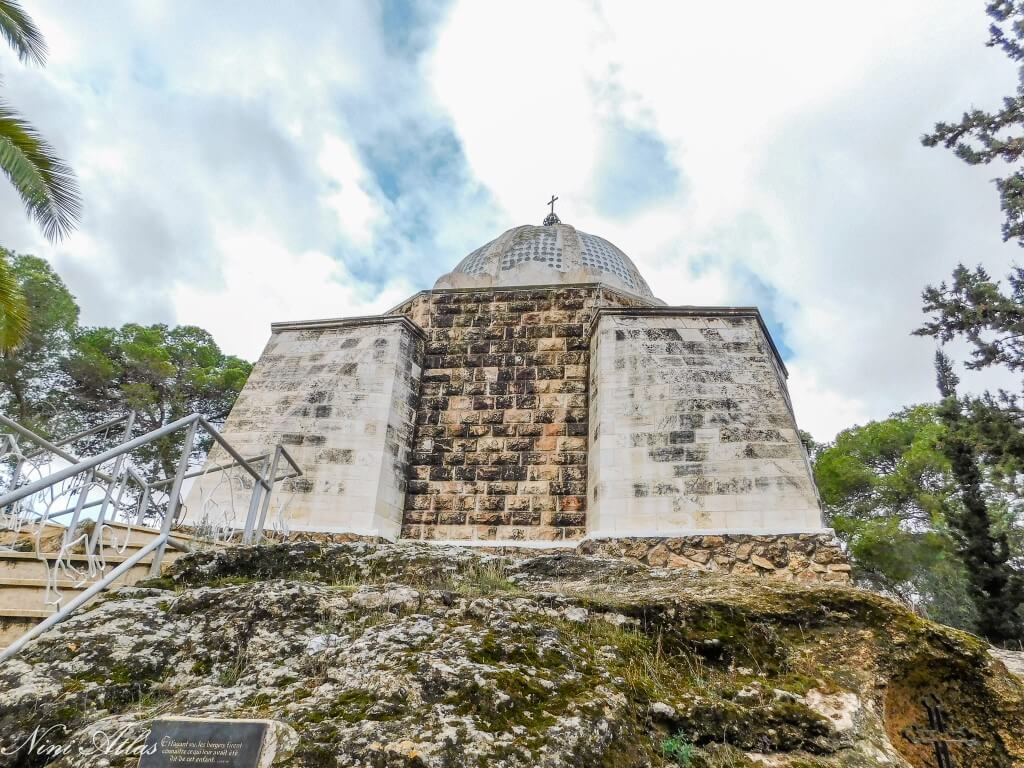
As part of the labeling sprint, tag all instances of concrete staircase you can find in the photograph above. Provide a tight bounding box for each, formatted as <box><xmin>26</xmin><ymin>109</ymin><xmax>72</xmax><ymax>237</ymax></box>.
<box><xmin>0</xmin><ymin>521</ymin><xmax>193</xmax><ymax>651</ymax></box>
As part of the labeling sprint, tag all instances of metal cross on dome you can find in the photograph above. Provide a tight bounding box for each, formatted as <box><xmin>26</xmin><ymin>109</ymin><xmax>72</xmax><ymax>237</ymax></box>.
<box><xmin>543</xmin><ymin>194</ymin><xmax>561</xmax><ymax>225</ymax></box>
<box><xmin>901</xmin><ymin>694</ymin><xmax>981</xmax><ymax>768</ymax></box>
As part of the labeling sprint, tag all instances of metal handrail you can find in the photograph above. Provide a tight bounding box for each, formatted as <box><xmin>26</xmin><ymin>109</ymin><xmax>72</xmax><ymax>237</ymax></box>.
<box><xmin>23</xmin><ymin>414</ymin><xmax>132</xmax><ymax>459</ymax></box>
<box><xmin>0</xmin><ymin>411</ymin><xmax>304</xmax><ymax>660</ymax></box>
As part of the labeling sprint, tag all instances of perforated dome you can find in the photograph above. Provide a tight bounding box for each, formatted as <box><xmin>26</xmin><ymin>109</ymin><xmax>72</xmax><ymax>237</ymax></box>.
<box><xmin>434</xmin><ymin>223</ymin><xmax>657</xmax><ymax>300</ymax></box>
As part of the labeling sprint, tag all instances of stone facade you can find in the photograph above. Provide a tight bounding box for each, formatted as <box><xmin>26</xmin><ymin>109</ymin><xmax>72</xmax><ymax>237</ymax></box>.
<box><xmin>577</xmin><ymin>533</ymin><xmax>851</xmax><ymax>582</ymax></box>
<box><xmin>587</xmin><ymin>308</ymin><xmax>822</xmax><ymax>537</ymax></box>
<box><xmin>188</xmin><ymin>218</ymin><xmax>837</xmax><ymax>571</ymax></box>
<box><xmin>182</xmin><ymin>316</ymin><xmax>423</xmax><ymax>538</ymax></box>
<box><xmin>392</xmin><ymin>284</ymin><xmax>650</xmax><ymax>543</ymax></box>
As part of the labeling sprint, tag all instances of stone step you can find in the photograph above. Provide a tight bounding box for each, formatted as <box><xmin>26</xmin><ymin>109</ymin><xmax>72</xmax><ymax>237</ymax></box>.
<box><xmin>0</xmin><ymin>556</ymin><xmax>155</xmax><ymax>581</ymax></box>
<box><xmin>0</xmin><ymin>583</ymin><xmax>86</xmax><ymax>611</ymax></box>
<box><xmin>0</xmin><ymin>610</ymin><xmax>55</xmax><ymax>651</ymax></box>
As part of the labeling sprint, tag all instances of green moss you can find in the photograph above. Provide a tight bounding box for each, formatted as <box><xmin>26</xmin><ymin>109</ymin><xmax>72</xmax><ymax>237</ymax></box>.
<box><xmin>678</xmin><ymin>698</ymin><xmax>833</xmax><ymax>753</ymax></box>
<box><xmin>292</xmin><ymin>743</ymin><xmax>337</xmax><ymax>767</ymax></box>
<box><xmin>244</xmin><ymin>692</ymin><xmax>272</xmax><ymax>708</ymax></box>
<box><xmin>135</xmin><ymin>576</ymin><xmax>176</xmax><ymax>591</ymax></box>
<box><xmin>52</xmin><ymin>705</ymin><xmax>82</xmax><ymax>723</ymax></box>
<box><xmin>468</xmin><ymin>630</ymin><xmax>543</xmax><ymax>666</ymax></box>
<box><xmin>190</xmin><ymin>658</ymin><xmax>213</xmax><ymax>675</ymax></box>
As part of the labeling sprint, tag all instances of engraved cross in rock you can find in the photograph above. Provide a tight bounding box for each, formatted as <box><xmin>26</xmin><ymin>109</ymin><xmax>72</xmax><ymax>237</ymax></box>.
<box><xmin>901</xmin><ymin>694</ymin><xmax>980</xmax><ymax>768</ymax></box>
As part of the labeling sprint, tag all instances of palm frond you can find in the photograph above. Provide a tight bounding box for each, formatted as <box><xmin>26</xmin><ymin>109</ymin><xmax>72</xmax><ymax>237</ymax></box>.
<box><xmin>0</xmin><ymin>250</ymin><xmax>28</xmax><ymax>351</ymax></box>
<box><xmin>0</xmin><ymin>0</ymin><xmax>46</xmax><ymax>65</ymax></box>
<box><xmin>0</xmin><ymin>100</ymin><xmax>81</xmax><ymax>241</ymax></box>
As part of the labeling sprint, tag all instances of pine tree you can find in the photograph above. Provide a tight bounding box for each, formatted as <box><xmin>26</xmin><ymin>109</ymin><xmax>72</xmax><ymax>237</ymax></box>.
<box><xmin>933</xmin><ymin>350</ymin><xmax>1024</xmax><ymax>645</ymax></box>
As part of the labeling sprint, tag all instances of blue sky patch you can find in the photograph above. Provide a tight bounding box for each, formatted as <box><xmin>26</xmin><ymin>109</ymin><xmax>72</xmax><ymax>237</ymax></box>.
<box><xmin>593</xmin><ymin>122</ymin><xmax>682</xmax><ymax>218</ymax></box>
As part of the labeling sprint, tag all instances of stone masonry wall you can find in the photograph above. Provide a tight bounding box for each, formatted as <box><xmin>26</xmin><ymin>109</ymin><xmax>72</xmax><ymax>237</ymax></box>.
<box><xmin>578</xmin><ymin>533</ymin><xmax>850</xmax><ymax>583</ymax></box>
<box><xmin>183</xmin><ymin>316</ymin><xmax>424</xmax><ymax>539</ymax></box>
<box><xmin>392</xmin><ymin>285</ymin><xmax>651</xmax><ymax>543</ymax></box>
<box><xmin>587</xmin><ymin>309</ymin><xmax>823</xmax><ymax>537</ymax></box>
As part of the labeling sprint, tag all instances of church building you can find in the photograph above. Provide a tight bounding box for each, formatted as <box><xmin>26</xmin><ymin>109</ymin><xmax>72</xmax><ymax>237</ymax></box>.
<box><xmin>187</xmin><ymin>206</ymin><xmax>831</xmax><ymax>563</ymax></box>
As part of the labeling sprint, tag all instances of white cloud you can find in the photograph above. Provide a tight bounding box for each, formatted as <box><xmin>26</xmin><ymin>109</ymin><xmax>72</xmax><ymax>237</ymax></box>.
<box><xmin>318</xmin><ymin>135</ymin><xmax>382</xmax><ymax>250</ymax></box>
<box><xmin>172</xmin><ymin>228</ymin><xmax>412</xmax><ymax>359</ymax></box>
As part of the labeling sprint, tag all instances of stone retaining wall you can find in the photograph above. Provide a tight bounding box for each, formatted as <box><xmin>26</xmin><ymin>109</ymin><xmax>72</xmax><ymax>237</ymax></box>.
<box><xmin>576</xmin><ymin>533</ymin><xmax>850</xmax><ymax>582</ymax></box>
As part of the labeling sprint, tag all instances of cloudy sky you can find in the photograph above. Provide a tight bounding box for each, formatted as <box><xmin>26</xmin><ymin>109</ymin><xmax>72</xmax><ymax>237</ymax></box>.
<box><xmin>0</xmin><ymin>1</ymin><xmax>1019</xmax><ymax>441</ymax></box>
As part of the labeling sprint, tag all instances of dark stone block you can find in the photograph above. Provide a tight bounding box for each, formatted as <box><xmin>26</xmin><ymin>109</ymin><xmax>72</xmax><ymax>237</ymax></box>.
<box><xmin>549</xmin><ymin>510</ymin><xmax>586</xmax><ymax>526</ymax></box>
<box><xmin>478</xmin><ymin>496</ymin><xmax>506</xmax><ymax>512</ymax></box>
<box><xmin>511</xmin><ymin>510</ymin><xmax>541</xmax><ymax>526</ymax></box>
<box><xmin>476</xmin><ymin>466</ymin><xmax>500</xmax><ymax>481</ymax></box>
<box><xmin>537</xmin><ymin>366</ymin><xmax>565</xmax><ymax>380</ymax></box>
<box><xmin>550</xmin><ymin>481</ymin><xmax>586</xmax><ymax>495</ymax></box>
<box><xmin>140</xmin><ymin>719</ymin><xmax>268</xmax><ymax>768</ymax></box>
<box><xmin>501</xmin><ymin>466</ymin><xmax>528</xmax><ymax>481</ymax></box>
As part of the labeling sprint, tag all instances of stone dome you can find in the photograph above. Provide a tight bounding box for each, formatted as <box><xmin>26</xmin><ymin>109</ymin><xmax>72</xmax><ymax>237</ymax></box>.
<box><xmin>434</xmin><ymin>222</ymin><xmax>657</xmax><ymax>300</ymax></box>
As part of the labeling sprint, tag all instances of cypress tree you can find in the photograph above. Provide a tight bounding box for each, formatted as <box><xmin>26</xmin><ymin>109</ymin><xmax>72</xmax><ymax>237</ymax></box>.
<box><xmin>934</xmin><ymin>350</ymin><xmax>1024</xmax><ymax>645</ymax></box>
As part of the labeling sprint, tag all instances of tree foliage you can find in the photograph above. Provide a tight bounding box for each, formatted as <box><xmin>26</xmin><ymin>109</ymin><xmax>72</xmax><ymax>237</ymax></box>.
<box><xmin>63</xmin><ymin>324</ymin><xmax>251</xmax><ymax>478</ymax></box>
<box><xmin>917</xmin><ymin>2</ymin><xmax>1024</xmax><ymax>643</ymax></box>
<box><xmin>0</xmin><ymin>252</ymin><xmax>252</xmax><ymax>481</ymax></box>
<box><xmin>0</xmin><ymin>0</ymin><xmax>80</xmax><ymax>352</ymax></box>
<box><xmin>923</xmin><ymin>1</ymin><xmax>1024</xmax><ymax>245</ymax></box>
<box><xmin>0</xmin><ymin>0</ymin><xmax>81</xmax><ymax>246</ymax></box>
<box><xmin>0</xmin><ymin>249</ymin><xmax>78</xmax><ymax>435</ymax></box>
<box><xmin>934</xmin><ymin>350</ymin><xmax>1024</xmax><ymax>645</ymax></box>
<box><xmin>916</xmin><ymin>264</ymin><xmax>1024</xmax><ymax>371</ymax></box>
<box><xmin>814</xmin><ymin>406</ymin><xmax>978</xmax><ymax>629</ymax></box>
<box><xmin>0</xmin><ymin>249</ymin><xmax>27</xmax><ymax>353</ymax></box>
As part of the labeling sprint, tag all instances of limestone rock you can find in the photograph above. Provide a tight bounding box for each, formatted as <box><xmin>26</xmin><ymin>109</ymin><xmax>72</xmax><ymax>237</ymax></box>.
<box><xmin>0</xmin><ymin>541</ymin><xmax>1020</xmax><ymax>768</ymax></box>
<box><xmin>750</xmin><ymin>554</ymin><xmax>777</xmax><ymax>570</ymax></box>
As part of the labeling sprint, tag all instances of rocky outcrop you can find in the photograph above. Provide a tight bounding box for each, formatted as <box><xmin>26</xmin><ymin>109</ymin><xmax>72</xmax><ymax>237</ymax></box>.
<box><xmin>0</xmin><ymin>542</ymin><xmax>1020</xmax><ymax>767</ymax></box>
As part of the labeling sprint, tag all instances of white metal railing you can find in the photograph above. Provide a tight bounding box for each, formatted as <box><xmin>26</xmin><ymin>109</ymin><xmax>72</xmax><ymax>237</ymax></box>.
<box><xmin>0</xmin><ymin>412</ymin><xmax>302</xmax><ymax>660</ymax></box>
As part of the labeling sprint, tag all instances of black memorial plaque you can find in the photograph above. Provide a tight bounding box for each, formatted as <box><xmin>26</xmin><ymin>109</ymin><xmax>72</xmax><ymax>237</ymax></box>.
<box><xmin>138</xmin><ymin>719</ymin><xmax>268</xmax><ymax>768</ymax></box>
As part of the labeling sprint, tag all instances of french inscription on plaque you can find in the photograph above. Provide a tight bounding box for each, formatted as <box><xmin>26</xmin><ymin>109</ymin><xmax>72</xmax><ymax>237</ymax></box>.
<box><xmin>138</xmin><ymin>719</ymin><xmax>268</xmax><ymax>768</ymax></box>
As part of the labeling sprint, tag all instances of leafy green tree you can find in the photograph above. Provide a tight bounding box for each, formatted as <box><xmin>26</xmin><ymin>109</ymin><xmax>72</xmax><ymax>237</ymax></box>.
<box><xmin>62</xmin><ymin>324</ymin><xmax>252</xmax><ymax>478</ymax></box>
<box><xmin>0</xmin><ymin>249</ymin><xmax>78</xmax><ymax>435</ymax></box>
<box><xmin>814</xmin><ymin>405</ymin><xmax>977</xmax><ymax>629</ymax></box>
<box><xmin>0</xmin><ymin>1</ymin><xmax>81</xmax><ymax>350</ymax></box>
<box><xmin>934</xmin><ymin>350</ymin><xmax>1024</xmax><ymax>645</ymax></box>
